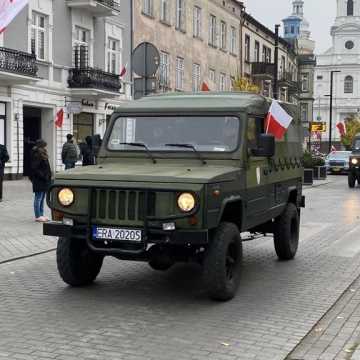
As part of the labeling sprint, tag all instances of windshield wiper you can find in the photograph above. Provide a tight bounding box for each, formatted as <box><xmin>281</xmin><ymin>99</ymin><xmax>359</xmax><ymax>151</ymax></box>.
<box><xmin>164</xmin><ymin>143</ymin><xmax>207</xmax><ymax>165</ymax></box>
<box><xmin>120</xmin><ymin>142</ymin><xmax>157</xmax><ymax>164</ymax></box>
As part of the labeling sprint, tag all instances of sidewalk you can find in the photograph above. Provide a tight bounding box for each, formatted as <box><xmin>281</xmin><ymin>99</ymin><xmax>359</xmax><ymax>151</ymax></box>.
<box><xmin>0</xmin><ymin>180</ymin><xmax>55</xmax><ymax>263</ymax></box>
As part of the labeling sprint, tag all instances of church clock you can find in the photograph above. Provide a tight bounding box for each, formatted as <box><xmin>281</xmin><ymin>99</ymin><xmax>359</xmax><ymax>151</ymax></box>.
<box><xmin>345</xmin><ymin>40</ymin><xmax>354</xmax><ymax>49</ymax></box>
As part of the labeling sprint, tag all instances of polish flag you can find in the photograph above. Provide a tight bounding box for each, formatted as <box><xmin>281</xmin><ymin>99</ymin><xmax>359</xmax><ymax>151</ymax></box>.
<box><xmin>55</xmin><ymin>108</ymin><xmax>64</xmax><ymax>128</ymax></box>
<box><xmin>336</xmin><ymin>122</ymin><xmax>346</xmax><ymax>137</ymax></box>
<box><xmin>0</xmin><ymin>0</ymin><xmax>29</xmax><ymax>34</ymax></box>
<box><xmin>265</xmin><ymin>100</ymin><xmax>293</xmax><ymax>140</ymax></box>
<box><xmin>119</xmin><ymin>63</ymin><xmax>128</xmax><ymax>77</ymax></box>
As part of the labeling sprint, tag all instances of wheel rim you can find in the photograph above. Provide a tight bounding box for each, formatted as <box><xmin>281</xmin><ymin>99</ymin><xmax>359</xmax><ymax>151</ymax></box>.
<box><xmin>226</xmin><ymin>241</ymin><xmax>238</xmax><ymax>281</ymax></box>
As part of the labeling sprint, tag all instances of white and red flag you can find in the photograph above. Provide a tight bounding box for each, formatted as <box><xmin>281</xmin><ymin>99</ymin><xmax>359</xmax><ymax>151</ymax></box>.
<box><xmin>55</xmin><ymin>108</ymin><xmax>64</xmax><ymax>128</ymax></box>
<box><xmin>119</xmin><ymin>63</ymin><xmax>128</xmax><ymax>77</ymax></box>
<box><xmin>265</xmin><ymin>100</ymin><xmax>293</xmax><ymax>140</ymax></box>
<box><xmin>0</xmin><ymin>0</ymin><xmax>29</xmax><ymax>34</ymax></box>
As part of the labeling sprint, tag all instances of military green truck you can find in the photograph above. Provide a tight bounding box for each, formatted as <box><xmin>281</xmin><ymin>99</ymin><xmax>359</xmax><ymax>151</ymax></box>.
<box><xmin>348</xmin><ymin>134</ymin><xmax>360</xmax><ymax>188</ymax></box>
<box><xmin>44</xmin><ymin>92</ymin><xmax>305</xmax><ymax>301</ymax></box>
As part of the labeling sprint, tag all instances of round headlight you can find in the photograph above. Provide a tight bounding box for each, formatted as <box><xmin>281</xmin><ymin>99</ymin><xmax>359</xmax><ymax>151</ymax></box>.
<box><xmin>58</xmin><ymin>188</ymin><xmax>74</xmax><ymax>207</ymax></box>
<box><xmin>177</xmin><ymin>193</ymin><xmax>196</xmax><ymax>213</ymax></box>
<box><xmin>351</xmin><ymin>158</ymin><xmax>359</xmax><ymax>165</ymax></box>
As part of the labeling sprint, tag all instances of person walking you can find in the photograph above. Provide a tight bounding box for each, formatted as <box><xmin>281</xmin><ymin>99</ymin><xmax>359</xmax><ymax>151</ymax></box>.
<box><xmin>61</xmin><ymin>134</ymin><xmax>78</xmax><ymax>170</ymax></box>
<box><xmin>81</xmin><ymin>136</ymin><xmax>96</xmax><ymax>166</ymax></box>
<box><xmin>0</xmin><ymin>143</ymin><xmax>9</xmax><ymax>202</ymax></box>
<box><xmin>30</xmin><ymin>139</ymin><xmax>51</xmax><ymax>222</ymax></box>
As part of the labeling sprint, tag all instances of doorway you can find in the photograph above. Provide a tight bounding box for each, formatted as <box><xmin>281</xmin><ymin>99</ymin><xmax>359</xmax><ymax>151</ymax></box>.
<box><xmin>23</xmin><ymin>107</ymin><xmax>41</xmax><ymax>177</ymax></box>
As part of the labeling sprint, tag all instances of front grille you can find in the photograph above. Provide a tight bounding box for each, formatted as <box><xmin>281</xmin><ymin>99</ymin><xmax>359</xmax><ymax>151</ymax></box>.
<box><xmin>92</xmin><ymin>189</ymin><xmax>156</xmax><ymax>224</ymax></box>
<box><xmin>329</xmin><ymin>161</ymin><xmax>345</xmax><ymax>166</ymax></box>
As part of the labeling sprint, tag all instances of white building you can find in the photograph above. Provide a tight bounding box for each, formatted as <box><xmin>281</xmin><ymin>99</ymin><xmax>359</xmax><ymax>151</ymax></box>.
<box><xmin>0</xmin><ymin>0</ymin><xmax>131</xmax><ymax>179</ymax></box>
<box><xmin>314</xmin><ymin>0</ymin><xmax>360</xmax><ymax>150</ymax></box>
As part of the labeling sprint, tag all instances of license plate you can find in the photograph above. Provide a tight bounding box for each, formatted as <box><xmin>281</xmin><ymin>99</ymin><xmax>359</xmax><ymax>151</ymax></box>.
<box><xmin>332</xmin><ymin>167</ymin><xmax>341</xmax><ymax>172</ymax></box>
<box><xmin>92</xmin><ymin>226</ymin><xmax>142</xmax><ymax>242</ymax></box>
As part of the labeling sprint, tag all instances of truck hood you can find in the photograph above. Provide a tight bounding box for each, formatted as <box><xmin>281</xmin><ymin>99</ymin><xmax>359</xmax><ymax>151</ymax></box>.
<box><xmin>55</xmin><ymin>163</ymin><xmax>240</xmax><ymax>184</ymax></box>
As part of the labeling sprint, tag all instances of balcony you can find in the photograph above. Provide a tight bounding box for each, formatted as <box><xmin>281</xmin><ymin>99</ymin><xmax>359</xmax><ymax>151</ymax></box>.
<box><xmin>279</xmin><ymin>72</ymin><xmax>298</xmax><ymax>89</ymax></box>
<box><xmin>68</xmin><ymin>67</ymin><xmax>122</xmax><ymax>97</ymax></box>
<box><xmin>66</xmin><ymin>0</ymin><xmax>120</xmax><ymax>16</ymax></box>
<box><xmin>251</xmin><ymin>62</ymin><xmax>276</xmax><ymax>80</ymax></box>
<box><xmin>0</xmin><ymin>47</ymin><xmax>38</xmax><ymax>85</ymax></box>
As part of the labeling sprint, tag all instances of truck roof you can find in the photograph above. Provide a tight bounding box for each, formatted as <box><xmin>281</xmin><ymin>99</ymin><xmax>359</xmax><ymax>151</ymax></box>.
<box><xmin>114</xmin><ymin>92</ymin><xmax>272</xmax><ymax>115</ymax></box>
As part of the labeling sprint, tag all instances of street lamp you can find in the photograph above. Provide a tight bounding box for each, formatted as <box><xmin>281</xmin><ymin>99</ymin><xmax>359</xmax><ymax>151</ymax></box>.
<box><xmin>328</xmin><ymin>70</ymin><xmax>341</xmax><ymax>153</ymax></box>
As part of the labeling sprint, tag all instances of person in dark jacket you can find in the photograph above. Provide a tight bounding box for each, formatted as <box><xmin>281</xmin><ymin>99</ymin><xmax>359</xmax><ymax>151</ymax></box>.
<box><xmin>30</xmin><ymin>139</ymin><xmax>51</xmax><ymax>222</ymax></box>
<box><xmin>81</xmin><ymin>136</ymin><xmax>96</xmax><ymax>166</ymax></box>
<box><xmin>61</xmin><ymin>134</ymin><xmax>78</xmax><ymax>170</ymax></box>
<box><xmin>0</xmin><ymin>144</ymin><xmax>10</xmax><ymax>202</ymax></box>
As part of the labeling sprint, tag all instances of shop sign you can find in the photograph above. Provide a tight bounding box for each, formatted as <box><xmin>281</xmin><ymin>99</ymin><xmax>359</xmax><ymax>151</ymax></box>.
<box><xmin>310</xmin><ymin>122</ymin><xmax>327</xmax><ymax>133</ymax></box>
<box><xmin>81</xmin><ymin>99</ymin><xmax>95</xmax><ymax>107</ymax></box>
<box><xmin>66</xmin><ymin>102</ymin><xmax>82</xmax><ymax>114</ymax></box>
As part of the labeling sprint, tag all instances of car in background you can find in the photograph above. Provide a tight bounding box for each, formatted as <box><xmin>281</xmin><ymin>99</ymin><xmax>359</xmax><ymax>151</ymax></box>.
<box><xmin>325</xmin><ymin>151</ymin><xmax>352</xmax><ymax>174</ymax></box>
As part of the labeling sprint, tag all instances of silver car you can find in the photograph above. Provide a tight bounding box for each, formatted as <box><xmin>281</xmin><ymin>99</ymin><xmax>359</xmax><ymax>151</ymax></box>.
<box><xmin>325</xmin><ymin>151</ymin><xmax>352</xmax><ymax>174</ymax></box>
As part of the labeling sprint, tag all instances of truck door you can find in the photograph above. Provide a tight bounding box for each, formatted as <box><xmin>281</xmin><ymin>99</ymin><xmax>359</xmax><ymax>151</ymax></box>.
<box><xmin>244</xmin><ymin>116</ymin><xmax>271</xmax><ymax>228</ymax></box>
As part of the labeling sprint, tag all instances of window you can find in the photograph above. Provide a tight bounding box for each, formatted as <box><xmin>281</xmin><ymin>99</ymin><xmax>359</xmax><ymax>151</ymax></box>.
<box><xmin>209</xmin><ymin>68</ymin><xmax>216</xmax><ymax>84</ymax></box>
<box><xmin>219</xmin><ymin>73</ymin><xmax>226</xmax><ymax>91</ymax></box>
<box><xmin>262</xmin><ymin>45</ymin><xmax>267</xmax><ymax>62</ymax></box>
<box><xmin>192</xmin><ymin>63</ymin><xmax>201</xmax><ymax>92</ymax></box>
<box><xmin>301</xmin><ymin>73</ymin><xmax>309</xmax><ymax>92</ymax></box>
<box><xmin>280</xmin><ymin>56</ymin><xmax>286</xmax><ymax>75</ymax></box>
<box><xmin>347</xmin><ymin>0</ymin><xmax>354</xmax><ymax>16</ymax></box>
<box><xmin>159</xmin><ymin>51</ymin><xmax>170</xmax><ymax>88</ymax></box>
<box><xmin>160</xmin><ymin>0</ymin><xmax>170</xmax><ymax>22</ymax></box>
<box><xmin>254</xmin><ymin>41</ymin><xmax>260</xmax><ymax>62</ymax></box>
<box><xmin>220</xmin><ymin>21</ymin><xmax>227</xmax><ymax>50</ymax></box>
<box><xmin>344</xmin><ymin>75</ymin><xmax>354</xmax><ymax>93</ymax></box>
<box><xmin>230</xmin><ymin>26</ymin><xmax>236</xmax><ymax>54</ymax></box>
<box><xmin>143</xmin><ymin>0</ymin><xmax>153</xmax><ymax>16</ymax></box>
<box><xmin>73</xmin><ymin>113</ymin><xmax>94</xmax><ymax>145</ymax></box>
<box><xmin>176</xmin><ymin>0</ymin><xmax>186</xmax><ymax>31</ymax></box>
<box><xmin>209</xmin><ymin>15</ymin><xmax>217</xmax><ymax>46</ymax></box>
<box><xmin>230</xmin><ymin>76</ymin><xmax>235</xmax><ymax>91</ymax></box>
<box><xmin>175</xmin><ymin>57</ymin><xmax>184</xmax><ymax>90</ymax></box>
<box><xmin>107</xmin><ymin>38</ymin><xmax>121</xmax><ymax>74</ymax></box>
<box><xmin>300</xmin><ymin>103</ymin><xmax>308</xmax><ymax>123</ymax></box>
<box><xmin>0</xmin><ymin>103</ymin><xmax>5</xmax><ymax>146</ymax></box>
<box><xmin>245</xmin><ymin>35</ymin><xmax>250</xmax><ymax>62</ymax></box>
<box><xmin>31</xmin><ymin>12</ymin><xmax>47</xmax><ymax>60</ymax></box>
<box><xmin>74</xmin><ymin>26</ymin><xmax>90</xmax><ymax>68</ymax></box>
<box><xmin>291</xmin><ymin>25</ymin><xmax>295</xmax><ymax>34</ymax></box>
<box><xmin>285</xmin><ymin>27</ymin><xmax>289</xmax><ymax>35</ymax></box>
<box><xmin>266</xmin><ymin>48</ymin><xmax>272</xmax><ymax>63</ymax></box>
<box><xmin>193</xmin><ymin>6</ymin><xmax>202</xmax><ymax>38</ymax></box>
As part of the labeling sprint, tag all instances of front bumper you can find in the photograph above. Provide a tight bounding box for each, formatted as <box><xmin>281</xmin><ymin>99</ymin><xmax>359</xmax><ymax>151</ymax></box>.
<box><xmin>350</xmin><ymin>166</ymin><xmax>360</xmax><ymax>176</ymax></box>
<box><xmin>43</xmin><ymin>221</ymin><xmax>209</xmax><ymax>256</ymax></box>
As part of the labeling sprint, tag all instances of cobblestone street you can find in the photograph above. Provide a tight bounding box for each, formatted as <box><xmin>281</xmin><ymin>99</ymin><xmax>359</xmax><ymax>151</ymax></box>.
<box><xmin>1</xmin><ymin>176</ymin><xmax>360</xmax><ymax>360</ymax></box>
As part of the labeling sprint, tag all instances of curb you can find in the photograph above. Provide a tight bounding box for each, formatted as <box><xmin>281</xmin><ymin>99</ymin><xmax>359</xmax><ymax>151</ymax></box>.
<box><xmin>0</xmin><ymin>248</ymin><xmax>56</xmax><ymax>266</ymax></box>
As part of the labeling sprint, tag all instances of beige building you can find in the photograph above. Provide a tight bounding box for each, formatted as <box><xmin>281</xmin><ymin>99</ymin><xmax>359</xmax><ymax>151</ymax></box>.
<box><xmin>133</xmin><ymin>0</ymin><xmax>244</xmax><ymax>93</ymax></box>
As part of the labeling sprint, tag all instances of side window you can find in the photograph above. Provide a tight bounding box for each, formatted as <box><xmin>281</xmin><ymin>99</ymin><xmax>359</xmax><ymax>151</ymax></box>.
<box><xmin>247</xmin><ymin>117</ymin><xmax>264</xmax><ymax>151</ymax></box>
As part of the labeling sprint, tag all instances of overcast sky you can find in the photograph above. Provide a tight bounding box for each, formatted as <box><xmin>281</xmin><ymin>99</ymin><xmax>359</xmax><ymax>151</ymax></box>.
<box><xmin>245</xmin><ymin>0</ymin><xmax>337</xmax><ymax>54</ymax></box>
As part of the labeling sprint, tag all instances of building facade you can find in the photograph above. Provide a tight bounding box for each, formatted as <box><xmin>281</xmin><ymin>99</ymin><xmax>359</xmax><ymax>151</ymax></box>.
<box><xmin>314</xmin><ymin>0</ymin><xmax>360</xmax><ymax>150</ymax></box>
<box><xmin>133</xmin><ymin>0</ymin><xmax>244</xmax><ymax>93</ymax></box>
<box><xmin>0</xmin><ymin>0</ymin><xmax>131</xmax><ymax>179</ymax></box>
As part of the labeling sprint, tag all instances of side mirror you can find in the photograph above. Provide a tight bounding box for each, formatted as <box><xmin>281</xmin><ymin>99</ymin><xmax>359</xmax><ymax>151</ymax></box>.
<box><xmin>252</xmin><ymin>134</ymin><xmax>275</xmax><ymax>158</ymax></box>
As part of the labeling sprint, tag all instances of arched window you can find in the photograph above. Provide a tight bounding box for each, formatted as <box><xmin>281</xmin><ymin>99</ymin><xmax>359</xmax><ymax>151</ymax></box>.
<box><xmin>344</xmin><ymin>76</ymin><xmax>354</xmax><ymax>93</ymax></box>
<box><xmin>347</xmin><ymin>0</ymin><xmax>354</xmax><ymax>16</ymax></box>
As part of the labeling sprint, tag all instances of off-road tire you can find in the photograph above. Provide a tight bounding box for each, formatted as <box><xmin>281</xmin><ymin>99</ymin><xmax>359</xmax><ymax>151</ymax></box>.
<box><xmin>203</xmin><ymin>222</ymin><xmax>242</xmax><ymax>301</ymax></box>
<box><xmin>273</xmin><ymin>203</ymin><xmax>300</xmax><ymax>260</ymax></box>
<box><xmin>57</xmin><ymin>237</ymin><xmax>104</xmax><ymax>286</ymax></box>
<box><xmin>348</xmin><ymin>172</ymin><xmax>356</xmax><ymax>188</ymax></box>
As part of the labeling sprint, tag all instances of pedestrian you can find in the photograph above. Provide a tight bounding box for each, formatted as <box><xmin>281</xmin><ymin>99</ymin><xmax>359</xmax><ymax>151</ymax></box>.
<box><xmin>30</xmin><ymin>139</ymin><xmax>51</xmax><ymax>222</ymax></box>
<box><xmin>0</xmin><ymin>143</ymin><xmax>10</xmax><ymax>202</ymax></box>
<box><xmin>61</xmin><ymin>134</ymin><xmax>78</xmax><ymax>170</ymax></box>
<box><xmin>81</xmin><ymin>136</ymin><xmax>96</xmax><ymax>166</ymax></box>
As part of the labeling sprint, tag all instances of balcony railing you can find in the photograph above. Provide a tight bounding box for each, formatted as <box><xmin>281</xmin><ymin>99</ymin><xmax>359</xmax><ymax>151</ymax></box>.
<box><xmin>251</xmin><ymin>62</ymin><xmax>276</xmax><ymax>78</ymax></box>
<box><xmin>0</xmin><ymin>47</ymin><xmax>38</xmax><ymax>77</ymax></box>
<box><xmin>68</xmin><ymin>67</ymin><xmax>121</xmax><ymax>93</ymax></box>
<box><xmin>96</xmin><ymin>0</ymin><xmax>120</xmax><ymax>10</ymax></box>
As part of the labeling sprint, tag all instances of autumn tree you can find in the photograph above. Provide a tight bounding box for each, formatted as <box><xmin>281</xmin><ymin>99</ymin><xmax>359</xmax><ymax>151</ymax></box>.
<box><xmin>341</xmin><ymin>115</ymin><xmax>360</xmax><ymax>149</ymax></box>
<box><xmin>232</xmin><ymin>77</ymin><xmax>260</xmax><ymax>94</ymax></box>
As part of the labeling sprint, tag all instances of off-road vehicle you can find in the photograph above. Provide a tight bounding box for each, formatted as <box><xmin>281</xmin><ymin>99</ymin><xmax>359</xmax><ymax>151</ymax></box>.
<box><xmin>44</xmin><ymin>92</ymin><xmax>305</xmax><ymax>301</ymax></box>
<box><xmin>348</xmin><ymin>134</ymin><xmax>360</xmax><ymax>188</ymax></box>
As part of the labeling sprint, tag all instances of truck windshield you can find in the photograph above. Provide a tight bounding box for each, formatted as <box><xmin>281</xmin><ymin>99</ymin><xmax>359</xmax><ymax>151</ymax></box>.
<box><xmin>107</xmin><ymin>116</ymin><xmax>240</xmax><ymax>152</ymax></box>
